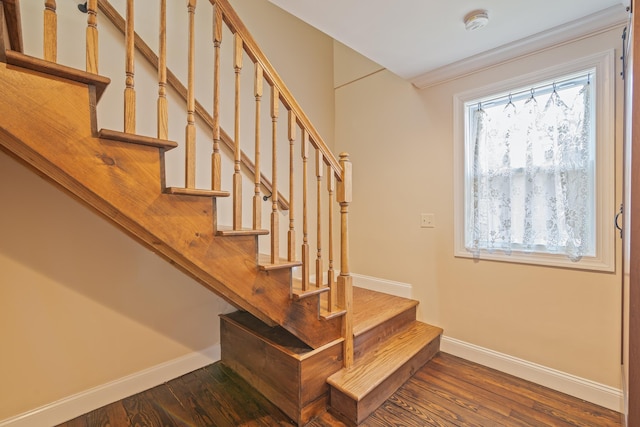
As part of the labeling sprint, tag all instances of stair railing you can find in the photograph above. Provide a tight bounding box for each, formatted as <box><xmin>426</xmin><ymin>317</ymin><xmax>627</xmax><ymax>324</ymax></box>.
<box><xmin>30</xmin><ymin>0</ymin><xmax>354</xmax><ymax>368</ymax></box>
<box><xmin>211</xmin><ymin>0</ymin><xmax>354</xmax><ymax>366</ymax></box>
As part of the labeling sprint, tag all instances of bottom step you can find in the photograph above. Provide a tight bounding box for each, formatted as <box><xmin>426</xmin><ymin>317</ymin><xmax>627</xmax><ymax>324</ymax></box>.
<box><xmin>220</xmin><ymin>311</ymin><xmax>344</xmax><ymax>426</ymax></box>
<box><xmin>327</xmin><ymin>321</ymin><xmax>442</xmax><ymax>425</ymax></box>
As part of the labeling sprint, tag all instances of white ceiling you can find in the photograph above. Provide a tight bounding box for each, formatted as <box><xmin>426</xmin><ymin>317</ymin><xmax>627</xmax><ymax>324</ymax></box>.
<box><xmin>267</xmin><ymin>0</ymin><xmax>630</xmax><ymax>83</ymax></box>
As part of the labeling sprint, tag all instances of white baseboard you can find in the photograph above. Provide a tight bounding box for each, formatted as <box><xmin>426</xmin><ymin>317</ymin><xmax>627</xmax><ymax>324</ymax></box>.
<box><xmin>0</xmin><ymin>344</ymin><xmax>221</xmax><ymax>427</ymax></box>
<box><xmin>441</xmin><ymin>336</ymin><xmax>623</xmax><ymax>412</ymax></box>
<box><xmin>351</xmin><ymin>273</ymin><xmax>412</xmax><ymax>298</ymax></box>
<box><xmin>299</xmin><ymin>272</ymin><xmax>413</xmax><ymax>298</ymax></box>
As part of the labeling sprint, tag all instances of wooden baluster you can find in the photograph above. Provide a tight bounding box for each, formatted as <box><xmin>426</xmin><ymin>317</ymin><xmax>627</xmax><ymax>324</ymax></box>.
<box><xmin>253</xmin><ymin>64</ymin><xmax>263</xmax><ymax>230</ymax></box>
<box><xmin>157</xmin><ymin>0</ymin><xmax>167</xmax><ymax>139</ymax></box>
<box><xmin>288</xmin><ymin>111</ymin><xmax>296</xmax><ymax>261</ymax></box>
<box><xmin>301</xmin><ymin>129</ymin><xmax>310</xmax><ymax>290</ymax></box>
<box><xmin>43</xmin><ymin>0</ymin><xmax>56</xmax><ymax>62</ymax></box>
<box><xmin>86</xmin><ymin>0</ymin><xmax>98</xmax><ymax>73</ymax></box>
<box><xmin>270</xmin><ymin>86</ymin><xmax>279</xmax><ymax>263</ymax></box>
<box><xmin>185</xmin><ymin>0</ymin><xmax>197</xmax><ymax>188</ymax></box>
<box><xmin>337</xmin><ymin>153</ymin><xmax>353</xmax><ymax>369</ymax></box>
<box><xmin>211</xmin><ymin>5</ymin><xmax>222</xmax><ymax>191</ymax></box>
<box><xmin>327</xmin><ymin>166</ymin><xmax>335</xmax><ymax>310</ymax></box>
<box><xmin>233</xmin><ymin>34</ymin><xmax>243</xmax><ymax>229</ymax></box>
<box><xmin>315</xmin><ymin>148</ymin><xmax>323</xmax><ymax>287</ymax></box>
<box><xmin>124</xmin><ymin>0</ymin><xmax>135</xmax><ymax>133</ymax></box>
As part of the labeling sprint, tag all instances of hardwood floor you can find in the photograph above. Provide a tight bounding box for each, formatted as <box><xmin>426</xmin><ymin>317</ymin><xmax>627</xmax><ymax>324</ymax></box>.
<box><xmin>56</xmin><ymin>352</ymin><xmax>622</xmax><ymax>427</ymax></box>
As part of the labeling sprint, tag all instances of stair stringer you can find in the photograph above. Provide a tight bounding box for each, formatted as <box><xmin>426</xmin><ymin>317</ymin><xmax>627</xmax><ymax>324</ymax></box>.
<box><xmin>0</xmin><ymin>60</ymin><xmax>342</xmax><ymax>349</ymax></box>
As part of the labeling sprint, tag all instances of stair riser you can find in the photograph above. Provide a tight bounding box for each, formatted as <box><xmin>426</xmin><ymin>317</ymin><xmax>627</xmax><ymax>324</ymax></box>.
<box><xmin>353</xmin><ymin>306</ymin><xmax>416</xmax><ymax>362</ymax></box>
<box><xmin>330</xmin><ymin>336</ymin><xmax>441</xmax><ymax>425</ymax></box>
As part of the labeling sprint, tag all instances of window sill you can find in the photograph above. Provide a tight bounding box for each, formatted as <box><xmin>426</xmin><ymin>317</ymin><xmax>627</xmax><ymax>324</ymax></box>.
<box><xmin>454</xmin><ymin>248</ymin><xmax>614</xmax><ymax>272</ymax></box>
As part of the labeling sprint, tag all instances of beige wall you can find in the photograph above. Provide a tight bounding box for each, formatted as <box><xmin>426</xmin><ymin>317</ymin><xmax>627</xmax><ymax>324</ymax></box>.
<box><xmin>334</xmin><ymin>29</ymin><xmax>624</xmax><ymax>388</ymax></box>
<box><xmin>0</xmin><ymin>151</ymin><xmax>232</xmax><ymax>418</ymax></box>
<box><xmin>0</xmin><ymin>0</ymin><xmax>335</xmax><ymax>421</ymax></box>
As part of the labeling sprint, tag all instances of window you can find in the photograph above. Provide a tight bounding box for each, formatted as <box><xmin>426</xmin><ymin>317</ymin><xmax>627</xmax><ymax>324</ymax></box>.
<box><xmin>453</xmin><ymin>51</ymin><xmax>615</xmax><ymax>271</ymax></box>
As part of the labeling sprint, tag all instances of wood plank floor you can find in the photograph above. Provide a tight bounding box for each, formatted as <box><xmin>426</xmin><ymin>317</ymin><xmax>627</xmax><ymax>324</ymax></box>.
<box><xmin>56</xmin><ymin>352</ymin><xmax>623</xmax><ymax>426</ymax></box>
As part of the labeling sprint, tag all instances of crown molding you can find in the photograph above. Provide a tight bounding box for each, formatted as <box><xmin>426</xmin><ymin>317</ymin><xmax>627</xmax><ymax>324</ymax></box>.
<box><xmin>410</xmin><ymin>5</ymin><xmax>628</xmax><ymax>89</ymax></box>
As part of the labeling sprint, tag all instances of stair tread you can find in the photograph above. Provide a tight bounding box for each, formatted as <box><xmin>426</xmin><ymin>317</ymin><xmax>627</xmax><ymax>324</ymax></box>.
<box><xmin>99</xmin><ymin>128</ymin><xmax>178</xmax><ymax>150</ymax></box>
<box><xmin>166</xmin><ymin>187</ymin><xmax>230</xmax><ymax>197</ymax></box>
<box><xmin>5</xmin><ymin>50</ymin><xmax>110</xmax><ymax>100</ymax></box>
<box><xmin>258</xmin><ymin>254</ymin><xmax>302</xmax><ymax>270</ymax></box>
<box><xmin>327</xmin><ymin>321</ymin><xmax>442</xmax><ymax>400</ymax></box>
<box><xmin>320</xmin><ymin>306</ymin><xmax>347</xmax><ymax>320</ymax></box>
<box><xmin>217</xmin><ymin>226</ymin><xmax>269</xmax><ymax>236</ymax></box>
<box><xmin>291</xmin><ymin>277</ymin><xmax>329</xmax><ymax>300</ymax></box>
<box><xmin>352</xmin><ymin>287</ymin><xmax>419</xmax><ymax>337</ymax></box>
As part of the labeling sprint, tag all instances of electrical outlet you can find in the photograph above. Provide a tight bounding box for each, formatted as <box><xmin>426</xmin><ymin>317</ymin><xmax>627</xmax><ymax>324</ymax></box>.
<box><xmin>421</xmin><ymin>213</ymin><xmax>435</xmax><ymax>228</ymax></box>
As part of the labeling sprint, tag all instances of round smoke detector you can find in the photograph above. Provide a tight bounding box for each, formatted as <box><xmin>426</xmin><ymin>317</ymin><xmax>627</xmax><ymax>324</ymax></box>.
<box><xmin>464</xmin><ymin>9</ymin><xmax>489</xmax><ymax>31</ymax></box>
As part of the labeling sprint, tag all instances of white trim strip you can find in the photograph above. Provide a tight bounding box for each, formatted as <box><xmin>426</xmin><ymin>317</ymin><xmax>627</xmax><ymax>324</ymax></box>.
<box><xmin>0</xmin><ymin>345</ymin><xmax>221</xmax><ymax>427</ymax></box>
<box><xmin>410</xmin><ymin>5</ymin><xmax>627</xmax><ymax>89</ymax></box>
<box><xmin>441</xmin><ymin>336</ymin><xmax>623</xmax><ymax>412</ymax></box>
<box><xmin>299</xmin><ymin>272</ymin><xmax>414</xmax><ymax>298</ymax></box>
<box><xmin>351</xmin><ymin>273</ymin><xmax>412</xmax><ymax>298</ymax></box>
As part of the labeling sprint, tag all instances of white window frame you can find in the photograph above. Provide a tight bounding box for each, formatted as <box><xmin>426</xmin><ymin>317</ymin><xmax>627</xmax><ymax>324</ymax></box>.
<box><xmin>453</xmin><ymin>50</ymin><xmax>615</xmax><ymax>272</ymax></box>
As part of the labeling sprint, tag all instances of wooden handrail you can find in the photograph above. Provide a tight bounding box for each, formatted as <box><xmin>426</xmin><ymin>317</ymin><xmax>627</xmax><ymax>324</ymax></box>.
<box><xmin>97</xmin><ymin>0</ymin><xmax>289</xmax><ymax>210</ymax></box>
<box><xmin>210</xmin><ymin>0</ymin><xmax>343</xmax><ymax>180</ymax></box>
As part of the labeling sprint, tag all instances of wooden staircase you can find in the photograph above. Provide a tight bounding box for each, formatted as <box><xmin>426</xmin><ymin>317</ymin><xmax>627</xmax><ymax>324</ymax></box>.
<box><xmin>0</xmin><ymin>1</ymin><xmax>443</xmax><ymax>425</ymax></box>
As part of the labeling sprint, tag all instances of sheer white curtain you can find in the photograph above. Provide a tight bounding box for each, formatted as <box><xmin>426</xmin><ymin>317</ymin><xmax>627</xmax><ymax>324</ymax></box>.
<box><xmin>466</xmin><ymin>82</ymin><xmax>592</xmax><ymax>261</ymax></box>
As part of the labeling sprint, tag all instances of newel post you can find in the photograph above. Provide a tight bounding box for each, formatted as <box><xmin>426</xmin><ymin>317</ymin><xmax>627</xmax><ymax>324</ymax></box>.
<box><xmin>337</xmin><ymin>152</ymin><xmax>353</xmax><ymax>369</ymax></box>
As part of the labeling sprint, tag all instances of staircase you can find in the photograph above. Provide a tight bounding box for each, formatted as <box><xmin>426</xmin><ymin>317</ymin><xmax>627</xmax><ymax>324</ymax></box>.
<box><xmin>0</xmin><ymin>1</ymin><xmax>442</xmax><ymax>425</ymax></box>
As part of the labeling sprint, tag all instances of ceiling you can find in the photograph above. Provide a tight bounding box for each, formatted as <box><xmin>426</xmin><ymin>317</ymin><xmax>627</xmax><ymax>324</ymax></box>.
<box><xmin>267</xmin><ymin>0</ymin><xmax>630</xmax><ymax>85</ymax></box>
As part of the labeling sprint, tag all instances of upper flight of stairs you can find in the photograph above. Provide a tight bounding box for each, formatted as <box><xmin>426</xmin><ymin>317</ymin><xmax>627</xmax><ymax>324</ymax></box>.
<box><xmin>0</xmin><ymin>51</ymin><xmax>342</xmax><ymax>350</ymax></box>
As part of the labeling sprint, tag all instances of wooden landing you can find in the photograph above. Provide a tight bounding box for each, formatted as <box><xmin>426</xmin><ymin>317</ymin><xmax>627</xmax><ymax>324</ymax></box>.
<box><xmin>351</xmin><ymin>286</ymin><xmax>418</xmax><ymax>336</ymax></box>
<box><xmin>351</xmin><ymin>287</ymin><xmax>419</xmax><ymax>361</ymax></box>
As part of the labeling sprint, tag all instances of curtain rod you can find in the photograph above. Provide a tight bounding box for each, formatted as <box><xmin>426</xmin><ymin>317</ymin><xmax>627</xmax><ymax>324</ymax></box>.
<box><xmin>469</xmin><ymin>70</ymin><xmax>593</xmax><ymax>110</ymax></box>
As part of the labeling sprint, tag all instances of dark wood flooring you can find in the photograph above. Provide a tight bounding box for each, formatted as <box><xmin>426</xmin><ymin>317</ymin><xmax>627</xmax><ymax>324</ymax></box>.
<box><xmin>56</xmin><ymin>352</ymin><xmax>623</xmax><ymax>426</ymax></box>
